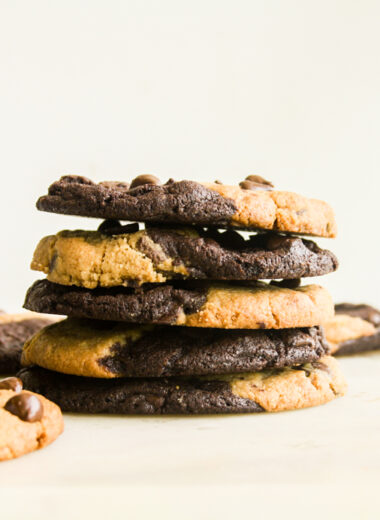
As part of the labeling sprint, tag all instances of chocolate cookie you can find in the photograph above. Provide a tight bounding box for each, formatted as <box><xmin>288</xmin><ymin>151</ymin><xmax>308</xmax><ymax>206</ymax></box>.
<box><xmin>24</xmin><ymin>280</ymin><xmax>334</xmax><ymax>329</ymax></box>
<box><xmin>18</xmin><ymin>356</ymin><xmax>346</xmax><ymax>414</ymax></box>
<box><xmin>0</xmin><ymin>313</ymin><xmax>56</xmax><ymax>374</ymax></box>
<box><xmin>325</xmin><ymin>303</ymin><xmax>380</xmax><ymax>355</ymax></box>
<box><xmin>22</xmin><ymin>318</ymin><xmax>329</xmax><ymax>378</ymax></box>
<box><xmin>32</xmin><ymin>226</ymin><xmax>338</xmax><ymax>288</ymax></box>
<box><xmin>0</xmin><ymin>377</ymin><xmax>63</xmax><ymax>461</ymax></box>
<box><xmin>36</xmin><ymin>175</ymin><xmax>337</xmax><ymax>238</ymax></box>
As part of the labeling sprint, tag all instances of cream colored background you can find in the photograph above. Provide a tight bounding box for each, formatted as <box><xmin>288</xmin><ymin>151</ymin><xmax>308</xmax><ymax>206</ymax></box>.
<box><xmin>0</xmin><ymin>2</ymin><xmax>379</xmax><ymax>519</ymax></box>
<box><xmin>0</xmin><ymin>0</ymin><xmax>379</xmax><ymax>310</ymax></box>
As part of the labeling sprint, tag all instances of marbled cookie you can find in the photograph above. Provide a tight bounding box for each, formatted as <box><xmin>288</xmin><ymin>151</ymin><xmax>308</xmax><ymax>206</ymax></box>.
<box><xmin>325</xmin><ymin>303</ymin><xmax>380</xmax><ymax>355</ymax></box>
<box><xmin>0</xmin><ymin>313</ymin><xmax>56</xmax><ymax>373</ymax></box>
<box><xmin>18</xmin><ymin>356</ymin><xmax>346</xmax><ymax>414</ymax></box>
<box><xmin>31</xmin><ymin>225</ymin><xmax>338</xmax><ymax>288</ymax></box>
<box><xmin>36</xmin><ymin>175</ymin><xmax>337</xmax><ymax>238</ymax></box>
<box><xmin>22</xmin><ymin>318</ymin><xmax>329</xmax><ymax>378</ymax></box>
<box><xmin>0</xmin><ymin>377</ymin><xmax>63</xmax><ymax>461</ymax></box>
<box><xmin>24</xmin><ymin>279</ymin><xmax>334</xmax><ymax>329</ymax></box>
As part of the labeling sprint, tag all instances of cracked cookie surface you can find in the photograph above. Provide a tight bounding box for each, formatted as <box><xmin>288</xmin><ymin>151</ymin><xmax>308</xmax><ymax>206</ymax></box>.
<box><xmin>24</xmin><ymin>280</ymin><xmax>334</xmax><ymax>329</ymax></box>
<box><xmin>22</xmin><ymin>318</ymin><xmax>329</xmax><ymax>378</ymax></box>
<box><xmin>36</xmin><ymin>176</ymin><xmax>337</xmax><ymax>238</ymax></box>
<box><xmin>0</xmin><ymin>385</ymin><xmax>63</xmax><ymax>461</ymax></box>
<box><xmin>18</xmin><ymin>356</ymin><xmax>346</xmax><ymax>414</ymax></box>
<box><xmin>31</xmin><ymin>227</ymin><xmax>338</xmax><ymax>288</ymax></box>
<box><xmin>0</xmin><ymin>313</ymin><xmax>56</xmax><ymax>374</ymax></box>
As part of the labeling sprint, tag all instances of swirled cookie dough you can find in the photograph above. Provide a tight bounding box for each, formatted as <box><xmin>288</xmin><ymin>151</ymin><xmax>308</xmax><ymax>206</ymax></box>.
<box><xmin>22</xmin><ymin>318</ymin><xmax>329</xmax><ymax>378</ymax></box>
<box><xmin>24</xmin><ymin>280</ymin><xmax>334</xmax><ymax>329</ymax></box>
<box><xmin>31</xmin><ymin>226</ymin><xmax>338</xmax><ymax>288</ymax></box>
<box><xmin>18</xmin><ymin>356</ymin><xmax>346</xmax><ymax>414</ymax></box>
<box><xmin>36</xmin><ymin>175</ymin><xmax>337</xmax><ymax>238</ymax></box>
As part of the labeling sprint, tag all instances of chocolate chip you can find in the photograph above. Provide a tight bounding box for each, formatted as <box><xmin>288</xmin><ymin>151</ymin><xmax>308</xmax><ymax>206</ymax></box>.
<box><xmin>217</xmin><ymin>230</ymin><xmax>246</xmax><ymax>249</ymax></box>
<box><xmin>4</xmin><ymin>393</ymin><xmax>43</xmax><ymax>422</ymax></box>
<box><xmin>214</xmin><ymin>180</ymin><xmax>223</xmax><ymax>184</ymax></box>
<box><xmin>98</xmin><ymin>220</ymin><xmax>139</xmax><ymax>235</ymax></box>
<box><xmin>98</xmin><ymin>219</ymin><xmax>121</xmax><ymax>233</ymax></box>
<box><xmin>100</xmin><ymin>181</ymin><xmax>130</xmax><ymax>190</ymax></box>
<box><xmin>240</xmin><ymin>175</ymin><xmax>274</xmax><ymax>191</ymax></box>
<box><xmin>165</xmin><ymin>178</ymin><xmax>175</xmax><ymax>185</ymax></box>
<box><xmin>129</xmin><ymin>174</ymin><xmax>160</xmax><ymax>190</ymax></box>
<box><xmin>270</xmin><ymin>279</ymin><xmax>301</xmax><ymax>289</ymax></box>
<box><xmin>245</xmin><ymin>175</ymin><xmax>274</xmax><ymax>187</ymax></box>
<box><xmin>266</xmin><ymin>234</ymin><xmax>289</xmax><ymax>250</ymax></box>
<box><xmin>0</xmin><ymin>377</ymin><xmax>23</xmax><ymax>392</ymax></box>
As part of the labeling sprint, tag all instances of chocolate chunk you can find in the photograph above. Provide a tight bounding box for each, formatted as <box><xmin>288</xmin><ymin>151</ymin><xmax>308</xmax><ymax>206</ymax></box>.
<box><xmin>0</xmin><ymin>377</ymin><xmax>23</xmax><ymax>392</ymax></box>
<box><xmin>4</xmin><ymin>393</ymin><xmax>43</xmax><ymax>422</ymax></box>
<box><xmin>129</xmin><ymin>174</ymin><xmax>160</xmax><ymax>189</ymax></box>
<box><xmin>266</xmin><ymin>234</ymin><xmax>290</xmax><ymax>250</ymax></box>
<box><xmin>245</xmin><ymin>175</ymin><xmax>274</xmax><ymax>187</ymax></box>
<box><xmin>98</xmin><ymin>220</ymin><xmax>139</xmax><ymax>235</ymax></box>
<box><xmin>270</xmin><ymin>279</ymin><xmax>301</xmax><ymax>289</ymax></box>
<box><xmin>239</xmin><ymin>175</ymin><xmax>273</xmax><ymax>191</ymax></box>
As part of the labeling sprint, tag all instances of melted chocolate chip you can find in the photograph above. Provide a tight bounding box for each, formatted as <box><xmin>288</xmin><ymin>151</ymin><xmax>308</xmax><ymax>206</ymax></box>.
<box><xmin>270</xmin><ymin>279</ymin><xmax>301</xmax><ymax>289</ymax></box>
<box><xmin>245</xmin><ymin>175</ymin><xmax>274</xmax><ymax>187</ymax></box>
<box><xmin>240</xmin><ymin>175</ymin><xmax>274</xmax><ymax>191</ymax></box>
<box><xmin>4</xmin><ymin>393</ymin><xmax>43</xmax><ymax>422</ymax></box>
<box><xmin>130</xmin><ymin>174</ymin><xmax>160</xmax><ymax>189</ymax></box>
<box><xmin>266</xmin><ymin>234</ymin><xmax>290</xmax><ymax>250</ymax></box>
<box><xmin>0</xmin><ymin>377</ymin><xmax>23</xmax><ymax>392</ymax></box>
<box><xmin>98</xmin><ymin>220</ymin><xmax>139</xmax><ymax>235</ymax></box>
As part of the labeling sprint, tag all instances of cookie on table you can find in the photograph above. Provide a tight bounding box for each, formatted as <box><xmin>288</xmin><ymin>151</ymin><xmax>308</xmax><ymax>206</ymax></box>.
<box><xmin>24</xmin><ymin>279</ymin><xmax>334</xmax><ymax>329</ymax></box>
<box><xmin>18</xmin><ymin>356</ymin><xmax>346</xmax><ymax>414</ymax></box>
<box><xmin>0</xmin><ymin>313</ymin><xmax>57</xmax><ymax>374</ymax></box>
<box><xmin>0</xmin><ymin>377</ymin><xmax>63</xmax><ymax>461</ymax></box>
<box><xmin>31</xmin><ymin>225</ymin><xmax>338</xmax><ymax>288</ymax></box>
<box><xmin>325</xmin><ymin>303</ymin><xmax>380</xmax><ymax>355</ymax></box>
<box><xmin>22</xmin><ymin>318</ymin><xmax>329</xmax><ymax>378</ymax></box>
<box><xmin>36</xmin><ymin>175</ymin><xmax>337</xmax><ymax>238</ymax></box>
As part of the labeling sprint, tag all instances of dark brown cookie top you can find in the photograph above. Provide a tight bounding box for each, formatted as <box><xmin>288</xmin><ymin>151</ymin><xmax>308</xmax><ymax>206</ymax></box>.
<box><xmin>0</xmin><ymin>314</ymin><xmax>55</xmax><ymax>374</ymax></box>
<box><xmin>37</xmin><ymin>176</ymin><xmax>236</xmax><ymax>227</ymax></box>
<box><xmin>36</xmin><ymin>175</ymin><xmax>337</xmax><ymax>237</ymax></box>
<box><xmin>335</xmin><ymin>303</ymin><xmax>380</xmax><ymax>328</ymax></box>
<box><xmin>22</xmin><ymin>317</ymin><xmax>329</xmax><ymax>378</ymax></box>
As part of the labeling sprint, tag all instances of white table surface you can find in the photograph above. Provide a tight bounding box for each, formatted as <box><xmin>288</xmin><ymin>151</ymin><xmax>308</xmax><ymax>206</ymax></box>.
<box><xmin>1</xmin><ymin>352</ymin><xmax>379</xmax><ymax>520</ymax></box>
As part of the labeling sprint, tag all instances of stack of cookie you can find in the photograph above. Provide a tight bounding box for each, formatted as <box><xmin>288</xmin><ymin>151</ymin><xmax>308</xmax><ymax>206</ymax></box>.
<box><xmin>19</xmin><ymin>174</ymin><xmax>347</xmax><ymax>414</ymax></box>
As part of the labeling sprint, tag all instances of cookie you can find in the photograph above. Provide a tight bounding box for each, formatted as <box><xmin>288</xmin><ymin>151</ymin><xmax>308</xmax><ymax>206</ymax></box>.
<box><xmin>0</xmin><ymin>313</ymin><xmax>56</xmax><ymax>374</ymax></box>
<box><xmin>0</xmin><ymin>377</ymin><xmax>64</xmax><ymax>461</ymax></box>
<box><xmin>24</xmin><ymin>279</ymin><xmax>334</xmax><ymax>329</ymax></box>
<box><xmin>31</xmin><ymin>226</ymin><xmax>338</xmax><ymax>288</ymax></box>
<box><xmin>335</xmin><ymin>303</ymin><xmax>380</xmax><ymax>327</ymax></box>
<box><xmin>36</xmin><ymin>175</ymin><xmax>337</xmax><ymax>238</ymax></box>
<box><xmin>18</xmin><ymin>356</ymin><xmax>346</xmax><ymax>414</ymax></box>
<box><xmin>325</xmin><ymin>303</ymin><xmax>380</xmax><ymax>355</ymax></box>
<box><xmin>22</xmin><ymin>318</ymin><xmax>329</xmax><ymax>378</ymax></box>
